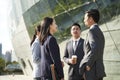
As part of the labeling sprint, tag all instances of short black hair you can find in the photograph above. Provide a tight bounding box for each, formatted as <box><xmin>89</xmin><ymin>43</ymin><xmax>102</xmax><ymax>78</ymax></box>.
<box><xmin>86</xmin><ymin>9</ymin><xmax>100</xmax><ymax>23</ymax></box>
<box><xmin>71</xmin><ymin>23</ymin><xmax>81</xmax><ymax>30</ymax></box>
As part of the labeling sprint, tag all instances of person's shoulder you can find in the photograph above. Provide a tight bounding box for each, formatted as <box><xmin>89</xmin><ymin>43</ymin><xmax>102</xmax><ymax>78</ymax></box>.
<box><xmin>46</xmin><ymin>34</ymin><xmax>56</xmax><ymax>44</ymax></box>
<box><xmin>67</xmin><ymin>38</ymin><xmax>72</xmax><ymax>43</ymax></box>
<box><xmin>31</xmin><ymin>41</ymin><xmax>40</xmax><ymax>50</ymax></box>
<box><xmin>89</xmin><ymin>26</ymin><xmax>97</xmax><ymax>34</ymax></box>
<box><xmin>80</xmin><ymin>37</ymin><xmax>84</xmax><ymax>40</ymax></box>
<box><xmin>91</xmin><ymin>25</ymin><xmax>100</xmax><ymax>31</ymax></box>
<box><xmin>80</xmin><ymin>38</ymin><xmax>84</xmax><ymax>42</ymax></box>
<box><xmin>91</xmin><ymin>25</ymin><xmax>102</xmax><ymax>34</ymax></box>
<box><xmin>65</xmin><ymin>39</ymin><xmax>72</xmax><ymax>47</ymax></box>
<box><xmin>48</xmin><ymin>35</ymin><xmax>56</xmax><ymax>41</ymax></box>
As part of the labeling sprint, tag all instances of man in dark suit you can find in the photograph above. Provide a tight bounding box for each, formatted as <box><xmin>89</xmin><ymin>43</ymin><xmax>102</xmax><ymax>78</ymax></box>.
<box><xmin>79</xmin><ymin>9</ymin><xmax>106</xmax><ymax>80</ymax></box>
<box><xmin>63</xmin><ymin>23</ymin><xmax>84</xmax><ymax>80</ymax></box>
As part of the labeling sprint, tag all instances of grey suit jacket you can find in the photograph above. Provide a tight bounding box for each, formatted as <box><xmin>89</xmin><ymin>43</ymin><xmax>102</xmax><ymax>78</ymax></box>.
<box><xmin>31</xmin><ymin>37</ymin><xmax>41</xmax><ymax>78</ymax></box>
<box><xmin>79</xmin><ymin>25</ymin><xmax>106</xmax><ymax>78</ymax></box>
<box><xmin>63</xmin><ymin>38</ymin><xmax>84</xmax><ymax>79</ymax></box>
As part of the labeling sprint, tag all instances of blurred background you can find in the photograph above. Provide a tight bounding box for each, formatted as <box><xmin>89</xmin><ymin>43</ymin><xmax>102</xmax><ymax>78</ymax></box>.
<box><xmin>0</xmin><ymin>0</ymin><xmax>120</xmax><ymax>80</ymax></box>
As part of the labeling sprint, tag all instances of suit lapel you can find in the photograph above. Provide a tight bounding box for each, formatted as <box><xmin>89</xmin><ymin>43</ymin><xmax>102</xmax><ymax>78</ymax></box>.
<box><xmin>85</xmin><ymin>33</ymin><xmax>89</xmax><ymax>45</ymax></box>
<box><xmin>69</xmin><ymin>40</ymin><xmax>74</xmax><ymax>55</ymax></box>
<box><xmin>84</xmin><ymin>33</ymin><xmax>89</xmax><ymax>55</ymax></box>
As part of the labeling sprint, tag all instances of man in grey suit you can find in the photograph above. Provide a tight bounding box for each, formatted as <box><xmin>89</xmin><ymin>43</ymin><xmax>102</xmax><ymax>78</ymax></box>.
<box><xmin>79</xmin><ymin>9</ymin><xmax>106</xmax><ymax>80</ymax></box>
<box><xmin>63</xmin><ymin>23</ymin><xmax>84</xmax><ymax>80</ymax></box>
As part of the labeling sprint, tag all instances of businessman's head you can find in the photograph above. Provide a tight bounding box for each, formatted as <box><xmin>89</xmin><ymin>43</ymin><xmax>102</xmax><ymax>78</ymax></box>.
<box><xmin>71</xmin><ymin>23</ymin><xmax>81</xmax><ymax>39</ymax></box>
<box><xmin>84</xmin><ymin>9</ymin><xmax>100</xmax><ymax>27</ymax></box>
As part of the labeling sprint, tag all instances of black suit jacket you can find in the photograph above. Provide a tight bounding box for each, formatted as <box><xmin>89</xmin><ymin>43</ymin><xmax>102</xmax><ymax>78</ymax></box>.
<box><xmin>40</xmin><ymin>34</ymin><xmax>64</xmax><ymax>79</ymax></box>
<box><xmin>63</xmin><ymin>38</ymin><xmax>84</xmax><ymax>79</ymax></box>
<box><xmin>79</xmin><ymin>25</ymin><xmax>106</xmax><ymax>79</ymax></box>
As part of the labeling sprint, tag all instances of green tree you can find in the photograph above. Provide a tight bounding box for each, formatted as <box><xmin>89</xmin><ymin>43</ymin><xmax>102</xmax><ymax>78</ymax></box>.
<box><xmin>0</xmin><ymin>58</ymin><xmax>5</xmax><ymax>75</ymax></box>
<box><xmin>6</xmin><ymin>61</ymin><xmax>12</xmax><ymax>66</ymax></box>
<box><xmin>12</xmin><ymin>61</ymin><xmax>19</xmax><ymax>64</ymax></box>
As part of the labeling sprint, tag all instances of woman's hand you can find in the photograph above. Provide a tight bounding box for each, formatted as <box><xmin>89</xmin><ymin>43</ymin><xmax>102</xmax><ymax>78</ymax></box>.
<box><xmin>61</xmin><ymin>78</ymin><xmax>64</xmax><ymax>80</ymax></box>
<box><xmin>86</xmin><ymin>65</ymin><xmax>91</xmax><ymax>71</ymax></box>
<box><xmin>61</xmin><ymin>61</ymin><xmax>64</xmax><ymax>67</ymax></box>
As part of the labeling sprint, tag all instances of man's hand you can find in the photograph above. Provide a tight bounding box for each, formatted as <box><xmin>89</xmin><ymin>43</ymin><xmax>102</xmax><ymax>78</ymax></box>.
<box><xmin>68</xmin><ymin>59</ymin><xmax>76</xmax><ymax>64</ymax></box>
<box><xmin>86</xmin><ymin>66</ymin><xmax>91</xmax><ymax>71</ymax></box>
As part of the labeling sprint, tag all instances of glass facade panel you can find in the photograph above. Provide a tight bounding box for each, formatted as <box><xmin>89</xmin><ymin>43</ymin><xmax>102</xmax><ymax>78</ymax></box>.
<box><xmin>8</xmin><ymin>0</ymin><xmax>120</xmax><ymax>79</ymax></box>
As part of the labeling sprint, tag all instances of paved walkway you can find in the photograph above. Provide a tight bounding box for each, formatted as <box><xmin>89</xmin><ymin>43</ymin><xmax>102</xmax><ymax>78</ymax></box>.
<box><xmin>0</xmin><ymin>75</ymin><xmax>32</xmax><ymax>80</ymax></box>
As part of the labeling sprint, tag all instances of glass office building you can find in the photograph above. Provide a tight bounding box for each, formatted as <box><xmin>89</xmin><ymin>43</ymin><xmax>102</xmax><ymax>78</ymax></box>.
<box><xmin>8</xmin><ymin>0</ymin><xmax>120</xmax><ymax>79</ymax></box>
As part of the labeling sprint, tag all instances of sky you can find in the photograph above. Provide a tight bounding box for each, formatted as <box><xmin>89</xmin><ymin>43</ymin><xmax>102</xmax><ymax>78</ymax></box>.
<box><xmin>0</xmin><ymin>0</ymin><xmax>13</xmax><ymax>54</ymax></box>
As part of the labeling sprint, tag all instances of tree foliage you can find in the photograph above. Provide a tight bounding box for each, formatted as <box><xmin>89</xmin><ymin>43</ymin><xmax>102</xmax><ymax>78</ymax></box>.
<box><xmin>0</xmin><ymin>58</ymin><xmax>5</xmax><ymax>74</ymax></box>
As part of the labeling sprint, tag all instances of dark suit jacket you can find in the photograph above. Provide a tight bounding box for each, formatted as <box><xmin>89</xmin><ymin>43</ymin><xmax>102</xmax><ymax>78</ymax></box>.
<box><xmin>79</xmin><ymin>25</ymin><xmax>106</xmax><ymax>79</ymax></box>
<box><xmin>40</xmin><ymin>34</ymin><xmax>64</xmax><ymax>79</ymax></box>
<box><xmin>63</xmin><ymin>38</ymin><xmax>84</xmax><ymax>80</ymax></box>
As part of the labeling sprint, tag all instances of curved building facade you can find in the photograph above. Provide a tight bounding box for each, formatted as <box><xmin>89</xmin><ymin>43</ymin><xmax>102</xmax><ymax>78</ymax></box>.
<box><xmin>8</xmin><ymin>0</ymin><xmax>120</xmax><ymax>80</ymax></box>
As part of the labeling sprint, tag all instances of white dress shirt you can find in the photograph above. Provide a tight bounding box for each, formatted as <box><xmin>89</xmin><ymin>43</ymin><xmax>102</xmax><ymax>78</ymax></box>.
<box><xmin>72</xmin><ymin>37</ymin><xmax>80</xmax><ymax>51</ymax></box>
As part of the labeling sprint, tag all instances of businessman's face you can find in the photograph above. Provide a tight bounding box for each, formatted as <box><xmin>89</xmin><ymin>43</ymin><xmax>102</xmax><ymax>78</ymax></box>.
<box><xmin>71</xmin><ymin>26</ymin><xmax>81</xmax><ymax>39</ymax></box>
<box><xmin>84</xmin><ymin>13</ymin><xmax>91</xmax><ymax>27</ymax></box>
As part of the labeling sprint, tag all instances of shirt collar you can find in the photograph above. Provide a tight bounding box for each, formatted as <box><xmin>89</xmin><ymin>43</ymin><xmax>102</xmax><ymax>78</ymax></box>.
<box><xmin>72</xmin><ymin>37</ymin><xmax>80</xmax><ymax>42</ymax></box>
<box><xmin>90</xmin><ymin>23</ymin><xmax>97</xmax><ymax>29</ymax></box>
<box><xmin>35</xmin><ymin>36</ymin><xmax>39</xmax><ymax>39</ymax></box>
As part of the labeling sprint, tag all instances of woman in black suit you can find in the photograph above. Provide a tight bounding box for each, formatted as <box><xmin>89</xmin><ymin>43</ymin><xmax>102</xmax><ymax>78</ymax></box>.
<box><xmin>39</xmin><ymin>17</ymin><xmax>64</xmax><ymax>80</ymax></box>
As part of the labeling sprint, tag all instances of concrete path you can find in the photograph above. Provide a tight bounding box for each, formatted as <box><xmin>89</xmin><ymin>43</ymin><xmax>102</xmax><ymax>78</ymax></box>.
<box><xmin>0</xmin><ymin>75</ymin><xmax>32</xmax><ymax>80</ymax></box>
